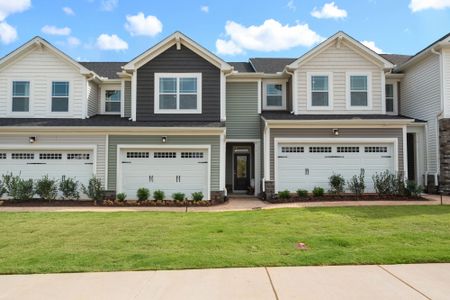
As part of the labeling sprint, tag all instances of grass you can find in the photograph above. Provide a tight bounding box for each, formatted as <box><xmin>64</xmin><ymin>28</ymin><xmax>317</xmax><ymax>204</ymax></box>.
<box><xmin>0</xmin><ymin>206</ymin><xmax>450</xmax><ymax>274</ymax></box>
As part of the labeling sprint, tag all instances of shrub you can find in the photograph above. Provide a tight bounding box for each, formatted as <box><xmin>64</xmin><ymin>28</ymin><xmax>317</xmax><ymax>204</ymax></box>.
<box><xmin>372</xmin><ymin>170</ymin><xmax>407</xmax><ymax>197</ymax></box>
<box><xmin>2</xmin><ymin>173</ymin><xmax>18</xmax><ymax>197</ymax></box>
<box><xmin>2</xmin><ymin>174</ymin><xmax>34</xmax><ymax>201</ymax></box>
<box><xmin>347</xmin><ymin>171</ymin><xmax>365</xmax><ymax>198</ymax></box>
<box><xmin>153</xmin><ymin>190</ymin><xmax>165</xmax><ymax>201</ymax></box>
<box><xmin>278</xmin><ymin>190</ymin><xmax>291</xmax><ymax>199</ymax></box>
<box><xmin>116</xmin><ymin>192</ymin><xmax>127</xmax><ymax>202</ymax></box>
<box><xmin>172</xmin><ymin>192</ymin><xmax>185</xmax><ymax>202</ymax></box>
<box><xmin>136</xmin><ymin>188</ymin><xmax>150</xmax><ymax>201</ymax></box>
<box><xmin>297</xmin><ymin>189</ymin><xmax>308</xmax><ymax>197</ymax></box>
<box><xmin>329</xmin><ymin>174</ymin><xmax>346</xmax><ymax>195</ymax></box>
<box><xmin>82</xmin><ymin>176</ymin><xmax>104</xmax><ymax>203</ymax></box>
<box><xmin>312</xmin><ymin>186</ymin><xmax>325</xmax><ymax>197</ymax></box>
<box><xmin>35</xmin><ymin>175</ymin><xmax>58</xmax><ymax>201</ymax></box>
<box><xmin>405</xmin><ymin>181</ymin><xmax>423</xmax><ymax>198</ymax></box>
<box><xmin>59</xmin><ymin>177</ymin><xmax>80</xmax><ymax>200</ymax></box>
<box><xmin>192</xmin><ymin>192</ymin><xmax>204</xmax><ymax>201</ymax></box>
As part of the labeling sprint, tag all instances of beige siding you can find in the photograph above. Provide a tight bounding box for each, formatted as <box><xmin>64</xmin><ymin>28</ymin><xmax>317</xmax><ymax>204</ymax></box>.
<box><xmin>295</xmin><ymin>40</ymin><xmax>383</xmax><ymax>114</ymax></box>
<box><xmin>0</xmin><ymin>47</ymin><xmax>86</xmax><ymax>118</ymax></box>
<box><xmin>400</xmin><ymin>54</ymin><xmax>441</xmax><ymax>174</ymax></box>
<box><xmin>0</xmin><ymin>134</ymin><xmax>107</xmax><ymax>184</ymax></box>
<box><xmin>124</xmin><ymin>80</ymin><xmax>131</xmax><ymax>118</ymax></box>
<box><xmin>87</xmin><ymin>81</ymin><xmax>99</xmax><ymax>116</ymax></box>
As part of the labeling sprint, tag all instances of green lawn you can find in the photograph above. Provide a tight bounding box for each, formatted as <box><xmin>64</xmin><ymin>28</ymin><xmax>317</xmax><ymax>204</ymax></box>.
<box><xmin>1</xmin><ymin>206</ymin><xmax>450</xmax><ymax>274</ymax></box>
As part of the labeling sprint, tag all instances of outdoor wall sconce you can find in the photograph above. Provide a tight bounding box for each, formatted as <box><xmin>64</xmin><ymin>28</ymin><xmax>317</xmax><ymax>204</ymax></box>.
<box><xmin>29</xmin><ymin>136</ymin><xmax>36</xmax><ymax>143</ymax></box>
<box><xmin>162</xmin><ymin>136</ymin><xmax>167</xmax><ymax>143</ymax></box>
<box><xmin>333</xmin><ymin>129</ymin><xmax>339</xmax><ymax>136</ymax></box>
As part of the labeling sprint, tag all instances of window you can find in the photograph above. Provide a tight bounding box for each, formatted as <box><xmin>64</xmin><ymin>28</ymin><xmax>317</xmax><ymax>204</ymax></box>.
<box><xmin>105</xmin><ymin>90</ymin><xmax>121</xmax><ymax>113</ymax></box>
<box><xmin>337</xmin><ymin>146</ymin><xmax>360</xmax><ymax>153</ymax></box>
<box><xmin>181</xmin><ymin>152</ymin><xmax>204</xmax><ymax>158</ymax></box>
<box><xmin>309</xmin><ymin>146</ymin><xmax>332</xmax><ymax>153</ymax></box>
<box><xmin>39</xmin><ymin>153</ymin><xmax>62</xmax><ymax>160</ymax></box>
<box><xmin>12</xmin><ymin>81</ymin><xmax>30</xmax><ymax>112</ymax></box>
<box><xmin>126</xmin><ymin>152</ymin><xmax>149</xmax><ymax>158</ymax></box>
<box><xmin>263</xmin><ymin>81</ymin><xmax>286</xmax><ymax>110</ymax></box>
<box><xmin>68</xmin><ymin>153</ymin><xmax>90</xmax><ymax>160</ymax></box>
<box><xmin>154</xmin><ymin>152</ymin><xmax>176</xmax><ymax>158</ymax></box>
<box><xmin>307</xmin><ymin>73</ymin><xmax>332</xmax><ymax>110</ymax></box>
<box><xmin>0</xmin><ymin>153</ymin><xmax>6</xmax><ymax>159</ymax></box>
<box><xmin>348</xmin><ymin>74</ymin><xmax>369</xmax><ymax>108</ymax></box>
<box><xmin>155</xmin><ymin>73</ymin><xmax>201</xmax><ymax>113</ymax></box>
<box><xmin>11</xmin><ymin>153</ymin><xmax>34</xmax><ymax>159</ymax></box>
<box><xmin>52</xmin><ymin>81</ymin><xmax>69</xmax><ymax>112</ymax></box>
<box><xmin>281</xmin><ymin>146</ymin><xmax>304</xmax><ymax>153</ymax></box>
<box><xmin>385</xmin><ymin>84</ymin><xmax>394</xmax><ymax>112</ymax></box>
<box><xmin>365</xmin><ymin>146</ymin><xmax>387</xmax><ymax>153</ymax></box>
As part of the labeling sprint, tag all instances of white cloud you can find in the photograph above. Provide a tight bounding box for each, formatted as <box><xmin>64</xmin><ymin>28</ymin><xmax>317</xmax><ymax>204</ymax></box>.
<box><xmin>96</xmin><ymin>33</ymin><xmax>128</xmax><ymax>50</ymax></box>
<box><xmin>0</xmin><ymin>21</ymin><xmax>17</xmax><ymax>44</ymax></box>
<box><xmin>125</xmin><ymin>12</ymin><xmax>162</xmax><ymax>37</ymax></box>
<box><xmin>101</xmin><ymin>0</ymin><xmax>118</xmax><ymax>11</ymax></box>
<box><xmin>361</xmin><ymin>40</ymin><xmax>383</xmax><ymax>53</ymax></box>
<box><xmin>215</xmin><ymin>19</ymin><xmax>323</xmax><ymax>55</ymax></box>
<box><xmin>63</xmin><ymin>7</ymin><xmax>75</xmax><ymax>16</ymax></box>
<box><xmin>287</xmin><ymin>0</ymin><xmax>296</xmax><ymax>11</ymax></box>
<box><xmin>409</xmin><ymin>0</ymin><xmax>450</xmax><ymax>12</ymax></box>
<box><xmin>0</xmin><ymin>0</ymin><xmax>31</xmax><ymax>21</ymax></box>
<box><xmin>311</xmin><ymin>2</ymin><xmax>347</xmax><ymax>19</ymax></box>
<box><xmin>200</xmin><ymin>5</ymin><xmax>209</xmax><ymax>13</ymax></box>
<box><xmin>67</xmin><ymin>36</ymin><xmax>80</xmax><ymax>47</ymax></box>
<box><xmin>41</xmin><ymin>25</ymin><xmax>71</xmax><ymax>36</ymax></box>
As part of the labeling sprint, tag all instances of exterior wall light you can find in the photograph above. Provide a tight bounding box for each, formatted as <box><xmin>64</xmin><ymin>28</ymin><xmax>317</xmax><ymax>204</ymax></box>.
<box><xmin>29</xmin><ymin>136</ymin><xmax>36</xmax><ymax>143</ymax></box>
<box><xmin>333</xmin><ymin>129</ymin><xmax>339</xmax><ymax>136</ymax></box>
<box><xmin>162</xmin><ymin>136</ymin><xmax>167</xmax><ymax>143</ymax></box>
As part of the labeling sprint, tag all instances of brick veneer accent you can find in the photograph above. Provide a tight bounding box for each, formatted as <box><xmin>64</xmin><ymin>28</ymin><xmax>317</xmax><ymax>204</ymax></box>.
<box><xmin>210</xmin><ymin>191</ymin><xmax>225</xmax><ymax>201</ymax></box>
<box><xmin>264</xmin><ymin>181</ymin><xmax>275</xmax><ymax>200</ymax></box>
<box><xmin>439</xmin><ymin>119</ymin><xmax>450</xmax><ymax>193</ymax></box>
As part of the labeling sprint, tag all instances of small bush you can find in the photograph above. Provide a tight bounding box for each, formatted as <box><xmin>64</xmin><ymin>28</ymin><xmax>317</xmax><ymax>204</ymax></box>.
<box><xmin>2</xmin><ymin>174</ymin><xmax>34</xmax><ymax>201</ymax></box>
<box><xmin>35</xmin><ymin>175</ymin><xmax>58</xmax><ymax>201</ymax></box>
<box><xmin>116</xmin><ymin>192</ymin><xmax>127</xmax><ymax>202</ymax></box>
<box><xmin>59</xmin><ymin>177</ymin><xmax>80</xmax><ymax>200</ymax></box>
<box><xmin>172</xmin><ymin>192</ymin><xmax>185</xmax><ymax>202</ymax></box>
<box><xmin>192</xmin><ymin>192</ymin><xmax>204</xmax><ymax>201</ymax></box>
<box><xmin>82</xmin><ymin>176</ymin><xmax>104</xmax><ymax>203</ymax></box>
<box><xmin>0</xmin><ymin>178</ymin><xmax>5</xmax><ymax>198</ymax></box>
<box><xmin>347</xmin><ymin>171</ymin><xmax>365</xmax><ymax>198</ymax></box>
<box><xmin>136</xmin><ymin>188</ymin><xmax>150</xmax><ymax>201</ymax></box>
<box><xmin>278</xmin><ymin>190</ymin><xmax>291</xmax><ymax>199</ymax></box>
<box><xmin>405</xmin><ymin>181</ymin><xmax>423</xmax><ymax>198</ymax></box>
<box><xmin>2</xmin><ymin>173</ymin><xmax>18</xmax><ymax>197</ymax></box>
<box><xmin>153</xmin><ymin>190</ymin><xmax>165</xmax><ymax>201</ymax></box>
<box><xmin>372</xmin><ymin>170</ymin><xmax>407</xmax><ymax>197</ymax></box>
<box><xmin>312</xmin><ymin>186</ymin><xmax>325</xmax><ymax>197</ymax></box>
<box><xmin>329</xmin><ymin>174</ymin><xmax>346</xmax><ymax>195</ymax></box>
<box><xmin>297</xmin><ymin>189</ymin><xmax>308</xmax><ymax>197</ymax></box>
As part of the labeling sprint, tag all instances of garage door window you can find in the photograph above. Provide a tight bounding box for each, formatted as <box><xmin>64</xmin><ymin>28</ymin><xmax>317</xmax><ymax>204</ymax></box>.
<box><xmin>309</xmin><ymin>146</ymin><xmax>332</xmax><ymax>153</ymax></box>
<box><xmin>68</xmin><ymin>153</ymin><xmax>90</xmax><ymax>160</ymax></box>
<box><xmin>281</xmin><ymin>146</ymin><xmax>304</xmax><ymax>153</ymax></box>
<box><xmin>11</xmin><ymin>153</ymin><xmax>34</xmax><ymax>159</ymax></box>
<box><xmin>52</xmin><ymin>81</ymin><xmax>69</xmax><ymax>112</ymax></box>
<box><xmin>181</xmin><ymin>152</ymin><xmax>204</xmax><ymax>158</ymax></box>
<box><xmin>39</xmin><ymin>153</ymin><xmax>62</xmax><ymax>160</ymax></box>
<box><xmin>365</xmin><ymin>146</ymin><xmax>387</xmax><ymax>153</ymax></box>
<box><xmin>0</xmin><ymin>153</ymin><xmax>6</xmax><ymax>159</ymax></box>
<box><xmin>12</xmin><ymin>81</ymin><xmax>30</xmax><ymax>112</ymax></box>
<box><xmin>337</xmin><ymin>146</ymin><xmax>360</xmax><ymax>153</ymax></box>
<box><xmin>154</xmin><ymin>152</ymin><xmax>176</xmax><ymax>158</ymax></box>
<box><xmin>126</xmin><ymin>152</ymin><xmax>149</xmax><ymax>158</ymax></box>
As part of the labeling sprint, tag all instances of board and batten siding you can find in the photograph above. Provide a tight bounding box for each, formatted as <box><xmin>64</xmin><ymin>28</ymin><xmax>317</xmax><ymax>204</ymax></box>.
<box><xmin>107</xmin><ymin>135</ymin><xmax>221</xmax><ymax>191</ymax></box>
<box><xmin>400</xmin><ymin>54</ymin><xmax>440</xmax><ymax>174</ymax></box>
<box><xmin>295</xmin><ymin>41</ymin><xmax>383</xmax><ymax>114</ymax></box>
<box><xmin>225</xmin><ymin>82</ymin><xmax>261</xmax><ymax>139</ymax></box>
<box><xmin>0</xmin><ymin>47</ymin><xmax>86</xmax><ymax>118</ymax></box>
<box><xmin>0</xmin><ymin>134</ymin><xmax>106</xmax><ymax>184</ymax></box>
<box><xmin>124</xmin><ymin>80</ymin><xmax>132</xmax><ymax>118</ymax></box>
<box><xmin>87</xmin><ymin>80</ymin><xmax>99</xmax><ymax>117</ymax></box>
<box><xmin>136</xmin><ymin>45</ymin><xmax>221</xmax><ymax>121</ymax></box>
<box><xmin>269</xmin><ymin>128</ymin><xmax>404</xmax><ymax>180</ymax></box>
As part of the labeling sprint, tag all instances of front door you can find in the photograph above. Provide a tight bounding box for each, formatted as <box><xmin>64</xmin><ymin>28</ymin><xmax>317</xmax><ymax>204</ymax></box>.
<box><xmin>234</xmin><ymin>153</ymin><xmax>250</xmax><ymax>191</ymax></box>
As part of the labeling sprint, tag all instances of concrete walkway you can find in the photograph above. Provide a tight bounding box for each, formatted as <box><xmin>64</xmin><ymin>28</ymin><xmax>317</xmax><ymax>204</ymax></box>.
<box><xmin>0</xmin><ymin>194</ymin><xmax>448</xmax><ymax>213</ymax></box>
<box><xmin>0</xmin><ymin>263</ymin><xmax>448</xmax><ymax>299</ymax></box>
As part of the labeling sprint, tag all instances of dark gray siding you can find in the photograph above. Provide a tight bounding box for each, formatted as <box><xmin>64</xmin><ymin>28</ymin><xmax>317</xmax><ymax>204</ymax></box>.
<box><xmin>269</xmin><ymin>128</ymin><xmax>404</xmax><ymax>179</ymax></box>
<box><xmin>124</xmin><ymin>81</ymin><xmax>131</xmax><ymax>118</ymax></box>
<box><xmin>136</xmin><ymin>45</ymin><xmax>221</xmax><ymax>121</ymax></box>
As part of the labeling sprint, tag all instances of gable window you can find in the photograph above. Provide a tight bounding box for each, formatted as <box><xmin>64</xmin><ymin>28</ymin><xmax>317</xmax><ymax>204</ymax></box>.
<box><xmin>105</xmin><ymin>90</ymin><xmax>121</xmax><ymax>113</ymax></box>
<box><xmin>263</xmin><ymin>80</ymin><xmax>286</xmax><ymax>110</ymax></box>
<box><xmin>52</xmin><ymin>81</ymin><xmax>69</xmax><ymax>112</ymax></box>
<box><xmin>307</xmin><ymin>73</ymin><xmax>332</xmax><ymax>110</ymax></box>
<box><xmin>12</xmin><ymin>81</ymin><xmax>30</xmax><ymax>112</ymax></box>
<box><xmin>154</xmin><ymin>73</ymin><xmax>202</xmax><ymax>113</ymax></box>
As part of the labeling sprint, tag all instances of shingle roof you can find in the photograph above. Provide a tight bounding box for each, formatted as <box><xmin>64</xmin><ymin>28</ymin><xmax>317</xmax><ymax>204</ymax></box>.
<box><xmin>227</xmin><ymin>62</ymin><xmax>255</xmax><ymax>72</ymax></box>
<box><xmin>249</xmin><ymin>58</ymin><xmax>296</xmax><ymax>73</ymax></box>
<box><xmin>79</xmin><ymin>62</ymin><xmax>126</xmax><ymax>79</ymax></box>
<box><xmin>261</xmin><ymin>111</ymin><xmax>420</xmax><ymax>121</ymax></box>
<box><xmin>380</xmin><ymin>54</ymin><xmax>412</xmax><ymax>66</ymax></box>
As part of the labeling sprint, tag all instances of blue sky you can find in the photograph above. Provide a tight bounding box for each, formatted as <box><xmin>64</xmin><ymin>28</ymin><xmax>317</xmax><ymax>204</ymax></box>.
<box><xmin>0</xmin><ymin>0</ymin><xmax>450</xmax><ymax>62</ymax></box>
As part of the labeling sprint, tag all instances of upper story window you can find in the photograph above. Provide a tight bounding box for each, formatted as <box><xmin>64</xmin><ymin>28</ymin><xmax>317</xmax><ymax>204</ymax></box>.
<box><xmin>105</xmin><ymin>90</ymin><xmax>121</xmax><ymax>113</ymax></box>
<box><xmin>385</xmin><ymin>82</ymin><xmax>398</xmax><ymax>115</ymax></box>
<box><xmin>154</xmin><ymin>73</ymin><xmax>202</xmax><ymax>114</ymax></box>
<box><xmin>51</xmin><ymin>81</ymin><xmax>69</xmax><ymax>112</ymax></box>
<box><xmin>263</xmin><ymin>80</ymin><xmax>286</xmax><ymax>110</ymax></box>
<box><xmin>307</xmin><ymin>73</ymin><xmax>332</xmax><ymax>110</ymax></box>
<box><xmin>346</xmin><ymin>73</ymin><xmax>371</xmax><ymax>110</ymax></box>
<box><xmin>12</xmin><ymin>81</ymin><xmax>30</xmax><ymax>112</ymax></box>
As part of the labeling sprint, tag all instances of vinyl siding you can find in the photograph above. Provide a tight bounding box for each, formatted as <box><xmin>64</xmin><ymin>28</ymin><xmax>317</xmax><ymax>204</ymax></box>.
<box><xmin>0</xmin><ymin>134</ymin><xmax>106</xmax><ymax>184</ymax></box>
<box><xmin>444</xmin><ymin>49</ymin><xmax>450</xmax><ymax>117</ymax></box>
<box><xmin>107</xmin><ymin>135</ymin><xmax>221</xmax><ymax>191</ymax></box>
<box><xmin>0</xmin><ymin>47</ymin><xmax>85</xmax><ymax>118</ymax></box>
<box><xmin>295</xmin><ymin>40</ymin><xmax>383</xmax><ymax>114</ymax></box>
<box><xmin>225</xmin><ymin>82</ymin><xmax>260</xmax><ymax>139</ymax></box>
<box><xmin>124</xmin><ymin>80</ymin><xmax>131</xmax><ymax>118</ymax></box>
<box><xmin>87</xmin><ymin>80</ymin><xmax>99</xmax><ymax>116</ymax></box>
<box><xmin>269</xmin><ymin>128</ymin><xmax>404</xmax><ymax>180</ymax></box>
<box><xmin>136</xmin><ymin>45</ymin><xmax>221</xmax><ymax>121</ymax></box>
<box><xmin>400</xmin><ymin>54</ymin><xmax>440</xmax><ymax>174</ymax></box>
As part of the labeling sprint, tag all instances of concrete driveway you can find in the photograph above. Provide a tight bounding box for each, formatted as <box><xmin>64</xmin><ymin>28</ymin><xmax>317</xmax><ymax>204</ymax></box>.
<box><xmin>0</xmin><ymin>263</ymin><xmax>448</xmax><ymax>299</ymax></box>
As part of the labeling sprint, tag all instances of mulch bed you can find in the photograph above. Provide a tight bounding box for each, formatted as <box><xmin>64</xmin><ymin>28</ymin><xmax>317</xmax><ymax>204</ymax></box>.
<box><xmin>266</xmin><ymin>194</ymin><xmax>429</xmax><ymax>203</ymax></box>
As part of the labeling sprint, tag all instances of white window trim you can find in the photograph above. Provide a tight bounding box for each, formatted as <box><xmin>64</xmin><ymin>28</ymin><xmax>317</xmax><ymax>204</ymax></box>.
<box><xmin>385</xmin><ymin>80</ymin><xmax>399</xmax><ymax>115</ymax></box>
<box><xmin>9</xmin><ymin>79</ymin><xmax>33</xmax><ymax>116</ymax></box>
<box><xmin>154</xmin><ymin>73</ymin><xmax>202</xmax><ymax>114</ymax></box>
<box><xmin>307</xmin><ymin>72</ymin><xmax>333</xmax><ymax>110</ymax></box>
<box><xmin>48</xmin><ymin>80</ymin><xmax>72</xmax><ymax>115</ymax></box>
<box><xmin>262</xmin><ymin>80</ymin><xmax>287</xmax><ymax>110</ymax></box>
<box><xmin>100</xmin><ymin>84</ymin><xmax>122</xmax><ymax>115</ymax></box>
<box><xmin>346</xmin><ymin>72</ymin><xmax>372</xmax><ymax>110</ymax></box>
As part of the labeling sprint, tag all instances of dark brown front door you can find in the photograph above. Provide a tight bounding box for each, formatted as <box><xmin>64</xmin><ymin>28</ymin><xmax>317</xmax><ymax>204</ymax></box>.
<box><xmin>234</xmin><ymin>153</ymin><xmax>250</xmax><ymax>191</ymax></box>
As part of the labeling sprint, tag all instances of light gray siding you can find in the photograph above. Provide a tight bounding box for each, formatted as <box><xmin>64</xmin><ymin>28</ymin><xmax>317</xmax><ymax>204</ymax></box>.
<box><xmin>269</xmin><ymin>128</ymin><xmax>404</xmax><ymax>179</ymax></box>
<box><xmin>225</xmin><ymin>82</ymin><xmax>260</xmax><ymax>139</ymax></box>
<box><xmin>400</xmin><ymin>54</ymin><xmax>441</xmax><ymax>174</ymax></box>
<box><xmin>124</xmin><ymin>80</ymin><xmax>131</xmax><ymax>118</ymax></box>
<box><xmin>443</xmin><ymin>49</ymin><xmax>450</xmax><ymax>116</ymax></box>
<box><xmin>87</xmin><ymin>81</ymin><xmax>99</xmax><ymax>116</ymax></box>
<box><xmin>107</xmin><ymin>135</ymin><xmax>221</xmax><ymax>191</ymax></box>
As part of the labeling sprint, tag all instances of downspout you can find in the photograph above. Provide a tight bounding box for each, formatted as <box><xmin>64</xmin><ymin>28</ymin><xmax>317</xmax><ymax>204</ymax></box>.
<box><xmin>285</xmin><ymin>69</ymin><xmax>295</xmax><ymax>114</ymax></box>
<box><xmin>431</xmin><ymin>47</ymin><xmax>443</xmax><ymax>186</ymax></box>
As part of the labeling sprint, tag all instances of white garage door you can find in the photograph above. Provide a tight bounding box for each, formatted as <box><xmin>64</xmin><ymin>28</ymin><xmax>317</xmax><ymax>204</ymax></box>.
<box><xmin>0</xmin><ymin>150</ymin><xmax>94</xmax><ymax>186</ymax></box>
<box><xmin>120</xmin><ymin>148</ymin><xmax>209</xmax><ymax>200</ymax></box>
<box><xmin>276</xmin><ymin>143</ymin><xmax>395</xmax><ymax>192</ymax></box>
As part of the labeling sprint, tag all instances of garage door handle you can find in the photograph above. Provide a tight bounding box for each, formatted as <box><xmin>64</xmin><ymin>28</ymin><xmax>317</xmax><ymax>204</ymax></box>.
<box><xmin>84</xmin><ymin>163</ymin><xmax>93</xmax><ymax>165</ymax></box>
<box><xmin>198</xmin><ymin>161</ymin><xmax>208</xmax><ymax>164</ymax></box>
<box><xmin>27</xmin><ymin>162</ymin><xmax>46</xmax><ymax>165</ymax></box>
<box><xmin>278</xmin><ymin>156</ymin><xmax>287</xmax><ymax>158</ymax></box>
<box><xmin>381</xmin><ymin>156</ymin><xmax>391</xmax><ymax>158</ymax></box>
<box><xmin>122</xmin><ymin>161</ymin><xmax>132</xmax><ymax>164</ymax></box>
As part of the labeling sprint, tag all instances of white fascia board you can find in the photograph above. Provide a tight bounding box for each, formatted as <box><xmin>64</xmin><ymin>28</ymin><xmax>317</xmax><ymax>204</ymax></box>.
<box><xmin>0</xmin><ymin>127</ymin><xmax>226</xmax><ymax>135</ymax></box>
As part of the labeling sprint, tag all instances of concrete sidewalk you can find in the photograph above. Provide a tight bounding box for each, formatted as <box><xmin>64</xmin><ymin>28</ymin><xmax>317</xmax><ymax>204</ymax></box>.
<box><xmin>0</xmin><ymin>263</ymin><xmax>448</xmax><ymax>299</ymax></box>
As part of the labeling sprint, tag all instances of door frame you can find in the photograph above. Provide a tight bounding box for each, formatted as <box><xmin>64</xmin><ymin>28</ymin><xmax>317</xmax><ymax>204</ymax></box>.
<box><xmin>233</xmin><ymin>150</ymin><xmax>251</xmax><ymax>192</ymax></box>
<box><xmin>274</xmin><ymin>138</ymin><xmax>399</xmax><ymax>193</ymax></box>
<box><xmin>116</xmin><ymin>144</ymin><xmax>211</xmax><ymax>197</ymax></box>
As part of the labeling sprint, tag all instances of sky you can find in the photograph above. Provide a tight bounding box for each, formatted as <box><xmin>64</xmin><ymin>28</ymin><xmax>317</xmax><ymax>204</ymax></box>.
<box><xmin>0</xmin><ymin>0</ymin><xmax>450</xmax><ymax>62</ymax></box>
